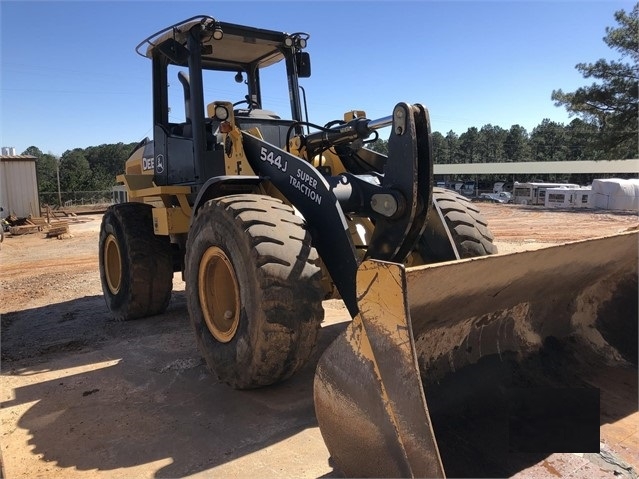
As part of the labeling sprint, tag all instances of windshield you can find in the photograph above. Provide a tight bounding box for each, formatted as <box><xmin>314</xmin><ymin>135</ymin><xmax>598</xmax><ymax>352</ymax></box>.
<box><xmin>167</xmin><ymin>61</ymin><xmax>292</xmax><ymax>124</ymax></box>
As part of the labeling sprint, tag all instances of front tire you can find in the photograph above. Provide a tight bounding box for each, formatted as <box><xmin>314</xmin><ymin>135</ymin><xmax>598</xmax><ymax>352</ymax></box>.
<box><xmin>185</xmin><ymin>194</ymin><xmax>324</xmax><ymax>389</ymax></box>
<box><xmin>419</xmin><ymin>187</ymin><xmax>497</xmax><ymax>262</ymax></box>
<box><xmin>99</xmin><ymin>203</ymin><xmax>173</xmax><ymax>320</ymax></box>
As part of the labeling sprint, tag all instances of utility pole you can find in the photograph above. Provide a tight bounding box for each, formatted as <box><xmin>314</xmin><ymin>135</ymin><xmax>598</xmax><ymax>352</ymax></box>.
<box><xmin>56</xmin><ymin>157</ymin><xmax>62</xmax><ymax>207</ymax></box>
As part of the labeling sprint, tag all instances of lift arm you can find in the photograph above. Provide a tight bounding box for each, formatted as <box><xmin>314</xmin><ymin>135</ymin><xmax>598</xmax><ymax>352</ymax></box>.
<box><xmin>239</xmin><ymin>102</ymin><xmax>433</xmax><ymax>315</ymax></box>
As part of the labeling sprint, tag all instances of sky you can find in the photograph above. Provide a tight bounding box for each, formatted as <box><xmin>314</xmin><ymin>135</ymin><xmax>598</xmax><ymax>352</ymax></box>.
<box><xmin>0</xmin><ymin>0</ymin><xmax>635</xmax><ymax>157</ymax></box>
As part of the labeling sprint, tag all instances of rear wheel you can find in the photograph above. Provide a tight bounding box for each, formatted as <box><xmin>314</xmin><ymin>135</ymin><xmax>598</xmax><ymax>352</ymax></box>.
<box><xmin>185</xmin><ymin>194</ymin><xmax>324</xmax><ymax>389</ymax></box>
<box><xmin>419</xmin><ymin>187</ymin><xmax>497</xmax><ymax>262</ymax></box>
<box><xmin>99</xmin><ymin>203</ymin><xmax>173</xmax><ymax>320</ymax></box>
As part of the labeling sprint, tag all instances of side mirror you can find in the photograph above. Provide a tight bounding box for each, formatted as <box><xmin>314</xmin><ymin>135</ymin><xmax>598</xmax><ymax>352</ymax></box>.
<box><xmin>295</xmin><ymin>52</ymin><xmax>311</xmax><ymax>78</ymax></box>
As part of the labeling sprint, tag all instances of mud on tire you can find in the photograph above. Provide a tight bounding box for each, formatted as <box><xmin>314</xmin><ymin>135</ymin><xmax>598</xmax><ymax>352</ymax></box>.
<box><xmin>99</xmin><ymin>203</ymin><xmax>173</xmax><ymax>320</ymax></box>
<box><xmin>185</xmin><ymin>194</ymin><xmax>324</xmax><ymax>390</ymax></box>
<box><xmin>419</xmin><ymin>187</ymin><xmax>497</xmax><ymax>261</ymax></box>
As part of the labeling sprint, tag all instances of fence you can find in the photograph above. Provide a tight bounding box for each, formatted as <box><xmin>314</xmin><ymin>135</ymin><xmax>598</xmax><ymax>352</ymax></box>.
<box><xmin>39</xmin><ymin>190</ymin><xmax>114</xmax><ymax>208</ymax></box>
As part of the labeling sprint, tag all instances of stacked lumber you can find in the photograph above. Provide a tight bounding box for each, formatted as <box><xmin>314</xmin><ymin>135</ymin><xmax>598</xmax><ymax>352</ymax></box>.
<box><xmin>28</xmin><ymin>217</ymin><xmax>48</xmax><ymax>227</ymax></box>
<box><xmin>8</xmin><ymin>216</ymin><xmax>45</xmax><ymax>235</ymax></box>
<box><xmin>9</xmin><ymin>224</ymin><xmax>42</xmax><ymax>235</ymax></box>
<box><xmin>46</xmin><ymin>222</ymin><xmax>70</xmax><ymax>238</ymax></box>
<box><xmin>7</xmin><ymin>216</ymin><xmax>70</xmax><ymax>237</ymax></box>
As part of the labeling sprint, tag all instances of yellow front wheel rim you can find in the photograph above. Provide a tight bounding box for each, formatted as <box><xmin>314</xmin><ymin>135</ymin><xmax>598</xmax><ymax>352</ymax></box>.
<box><xmin>198</xmin><ymin>247</ymin><xmax>241</xmax><ymax>343</ymax></box>
<box><xmin>104</xmin><ymin>234</ymin><xmax>122</xmax><ymax>295</ymax></box>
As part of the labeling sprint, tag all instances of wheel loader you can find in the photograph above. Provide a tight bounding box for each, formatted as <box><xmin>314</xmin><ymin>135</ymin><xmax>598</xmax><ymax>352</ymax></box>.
<box><xmin>100</xmin><ymin>15</ymin><xmax>638</xmax><ymax>478</ymax></box>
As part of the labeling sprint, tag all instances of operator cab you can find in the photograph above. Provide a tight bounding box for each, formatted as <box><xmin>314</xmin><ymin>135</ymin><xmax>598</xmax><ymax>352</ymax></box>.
<box><xmin>135</xmin><ymin>15</ymin><xmax>311</xmax><ymax>186</ymax></box>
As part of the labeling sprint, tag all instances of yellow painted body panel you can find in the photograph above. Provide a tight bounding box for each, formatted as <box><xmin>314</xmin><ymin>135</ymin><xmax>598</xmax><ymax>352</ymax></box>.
<box><xmin>117</xmin><ymin>173</ymin><xmax>193</xmax><ymax>235</ymax></box>
<box><xmin>152</xmin><ymin>207</ymin><xmax>190</xmax><ymax>235</ymax></box>
<box><xmin>223</xmin><ymin>125</ymin><xmax>257</xmax><ymax>176</ymax></box>
<box><xmin>124</xmin><ymin>146</ymin><xmax>154</xmax><ymax>176</ymax></box>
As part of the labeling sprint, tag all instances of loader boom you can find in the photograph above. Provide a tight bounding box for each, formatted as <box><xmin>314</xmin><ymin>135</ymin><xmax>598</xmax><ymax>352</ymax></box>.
<box><xmin>240</xmin><ymin>102</ymin><xmax>433</xmax><ymax>315</ymax></box>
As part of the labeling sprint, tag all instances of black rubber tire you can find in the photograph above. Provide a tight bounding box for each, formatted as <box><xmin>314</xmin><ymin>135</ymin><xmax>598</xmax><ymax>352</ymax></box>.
<box><xmin>419</xmin><ymin>187</ymin><xmax>497</xmax><ymax>262</ymax></box>
<box><xmin>99</xmin><ymin>203</ymin><xmax>173</xmax><ymax>320</ymax></box>
<box><xmin>185</xmin><ymin>194</ymin><xmax>324</xmax><ymax>390</ymax></box>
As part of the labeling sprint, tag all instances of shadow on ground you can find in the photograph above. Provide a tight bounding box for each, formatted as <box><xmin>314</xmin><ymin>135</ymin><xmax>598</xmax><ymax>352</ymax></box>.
<box><xmin>1</xmin><ymin>293</ymin><xmax>344</xmax><ymax>477</ymax></box>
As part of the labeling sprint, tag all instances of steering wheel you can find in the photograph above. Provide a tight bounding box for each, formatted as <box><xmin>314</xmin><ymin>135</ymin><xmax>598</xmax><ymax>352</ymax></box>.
<box><xmin>233</xmin><ymin>98</ymin><xmax>261</xmax><ymax>110</ymax></box>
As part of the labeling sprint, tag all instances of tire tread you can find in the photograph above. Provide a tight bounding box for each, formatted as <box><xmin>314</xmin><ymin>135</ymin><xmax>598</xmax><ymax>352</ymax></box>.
<box><xmin>186</xmin><ymin>194</ymin><xmax>323</xmax><ymax>389</ymax></box>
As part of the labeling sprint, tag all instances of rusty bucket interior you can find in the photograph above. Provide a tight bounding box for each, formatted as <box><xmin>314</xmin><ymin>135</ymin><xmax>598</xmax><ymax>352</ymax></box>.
<box><xmin>314</xmin><ymin>230</ymin><xmax>638</xmax><ymax>478</ymax></box>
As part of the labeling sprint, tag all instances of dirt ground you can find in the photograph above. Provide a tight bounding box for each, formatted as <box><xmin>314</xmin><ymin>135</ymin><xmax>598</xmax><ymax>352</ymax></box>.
<box><xmin>1</xmin><ymin>203</ymin><xmax>637</xmax><ymax>312</ymax></box>
<box><xmin>1</xmin><ymin>203</ymin><xmax>638</xmax><ymax>478</ymax></box>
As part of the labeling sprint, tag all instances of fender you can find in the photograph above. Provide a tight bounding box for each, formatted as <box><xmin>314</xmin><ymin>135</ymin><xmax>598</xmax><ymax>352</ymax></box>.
<box><xmin>190</xmin><ymin>175</ymin><xmax>262</xmax><ymax>223</ymax></box>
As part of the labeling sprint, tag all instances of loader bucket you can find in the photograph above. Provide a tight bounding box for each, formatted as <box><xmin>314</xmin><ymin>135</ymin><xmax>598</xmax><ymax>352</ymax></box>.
<box><xmin>314</xmin><ymin>230</ymin><xmax>638</xmax><ymax>478</ymax></box>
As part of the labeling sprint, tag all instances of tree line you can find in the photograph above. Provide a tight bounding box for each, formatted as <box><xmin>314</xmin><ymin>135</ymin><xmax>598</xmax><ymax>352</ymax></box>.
<box><xmin>23</xmin><ymin>113</ymin><xmax>624</xmax><ymax>202</ymax></box>
<box><xmin>23</xmin><ymin>142</ymin><xmax>138</xmax><ymax>205</ymax></box>
<box><xmin>369</xmin><ymin>115</ymin><xmax>634</xmax><ymax>164</ymax></box>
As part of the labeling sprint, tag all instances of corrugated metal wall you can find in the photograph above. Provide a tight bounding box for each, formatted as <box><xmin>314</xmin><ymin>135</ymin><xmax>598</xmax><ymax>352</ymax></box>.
<box><xmin>0</xmin><ymin>158</ymin><xmax>41</xmax><ymax>218</ymax></box>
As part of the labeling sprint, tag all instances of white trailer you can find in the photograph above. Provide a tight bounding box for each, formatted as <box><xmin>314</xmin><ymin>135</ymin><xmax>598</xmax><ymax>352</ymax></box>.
<box><xmin>512</xmin><ymin>182</ymin><xmax>580</xmax><ymax>205</ymax></box>
<box><xmin>544</xmin><ymin>186</ymin><xmax>592</xmax><ymax>208</ymax></box>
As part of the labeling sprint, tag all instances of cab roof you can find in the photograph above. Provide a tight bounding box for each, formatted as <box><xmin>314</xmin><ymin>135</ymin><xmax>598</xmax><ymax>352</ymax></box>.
<box><xmin>136</xmin><ymin>15</ymin><xmax>306</xmax><ymax>71</ymax></box>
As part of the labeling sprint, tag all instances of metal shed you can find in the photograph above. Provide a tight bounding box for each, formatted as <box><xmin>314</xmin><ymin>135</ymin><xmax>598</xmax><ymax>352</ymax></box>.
<box><xmin>0</xmin><ymin>154</ymin><xmax>41</xmax><ymax>218</ymax></box>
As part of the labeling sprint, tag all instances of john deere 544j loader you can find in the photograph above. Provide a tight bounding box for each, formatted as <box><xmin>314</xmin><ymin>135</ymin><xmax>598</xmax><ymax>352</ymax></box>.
<box><xmin>100</xmin><ymin>15</ymin><xmax>638</xmax><ymax>478</ymax></box>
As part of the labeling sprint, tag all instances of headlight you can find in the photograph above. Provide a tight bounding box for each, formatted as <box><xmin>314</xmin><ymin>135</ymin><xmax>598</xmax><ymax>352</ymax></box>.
<box><xmin>214</xmin><ymin>105</ymin><xmax>229</xmax><ymax>120</ymax></box>
<box><xmin>212</xmin><ymin>26</ymin><xmax>223</xmax><ymax>40</ymax></box>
